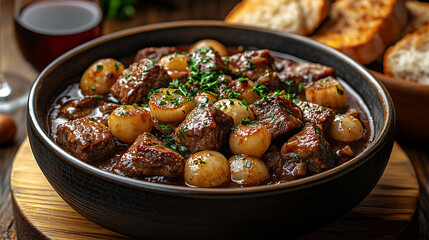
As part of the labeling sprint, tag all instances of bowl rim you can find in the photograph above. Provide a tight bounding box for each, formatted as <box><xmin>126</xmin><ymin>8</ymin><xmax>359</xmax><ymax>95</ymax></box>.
<box><xmin>369</xmin><ymin>70</ymin><xmax>429</xmax><ymax>94</ymax></box>
<box><xmin>28</xmin><ymin>20</ymin><xmax>394</xmax><ymax>197</ymax></box>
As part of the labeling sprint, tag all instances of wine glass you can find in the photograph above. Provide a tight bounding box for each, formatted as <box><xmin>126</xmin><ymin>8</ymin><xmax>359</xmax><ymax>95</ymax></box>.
<box><xmin>14</xmin><ymin>0</ymin><xmax>103</xmax><ymax>72</ymax></box>
<box><xmin>0</xmin><ymin>0</ymin><xmax>31</xmax><ymax>112</ymax></box>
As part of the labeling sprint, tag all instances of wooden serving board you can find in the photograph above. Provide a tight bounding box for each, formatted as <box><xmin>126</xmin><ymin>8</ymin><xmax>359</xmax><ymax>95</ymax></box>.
<box><xmin>11</xmin><ymin>139</ymin><xmax>419</xmax><ymax>239</ymax></box>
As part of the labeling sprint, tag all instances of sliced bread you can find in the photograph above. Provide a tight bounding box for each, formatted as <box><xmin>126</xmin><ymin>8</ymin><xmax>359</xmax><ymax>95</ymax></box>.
<box><xmin>403</xmin><ymin>1</ymin><xmax>429</xmax><ymax>35</ymax></box>
<box><xmin>311</xmin><ymin>0</ymin><xmax>407</xmax><ymax>64</ymax></box>
<box><xmin>383</xmin><ymin>23</ymin><xmax>429</xmax><ymax>84</ymax></box>
<box><xmin>225</xmin><ymin>0</ymin><xmax>330</xmax><ymax>35</ymax></box>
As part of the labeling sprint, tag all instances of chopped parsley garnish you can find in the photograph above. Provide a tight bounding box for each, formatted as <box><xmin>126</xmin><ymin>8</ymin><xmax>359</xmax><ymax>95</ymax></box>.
<box><xmin>231</xmin><ymin>117</ymin><xmax>259</xmax><ymax>130</ymax></box>
<box><xmin>297</xmin><ymin>82</ymin><xmax>305</xmax><ymax>92</ymax></box>
<box><xmin>118</xmin><ymin>110</ymin><xmax>129</xmax><ymax>116</ymax></box>
<box><xmin>227</xmin><ymin>90</ymin><xmax>240</xmax><ymax>99</ymax></box>
<box><xmin>194</xmin><ymin>157</ymin><xmax>206</xmax><ymax>165</ymax></box>
<box><xmin>143</xmin><ymin>60</ymin><xmax>155</xmax><ymax>72</ymax></box>
<box><xmin>319</xmin><ymin>76</ymin><xmax>330</xmax><ymax>82</ymax></box>
<box><xmin>147</xmin><ymin>88</ymin><xmax>162</xmax><ymax>99</ymax></box>
<box><xmin>246</xmin><ymin>60</ymin><xmax>255</xmax><ymax>70</ymax></box>
<box><xmin>288</xmin><ymin>153</ymin><xmax>300</xmax><ymax>163</ymax></box>
<box><xmin>238</xmin><ymin>77</ymin><xmax>249</xmax><ymax>83</ymax></box>
<box><xmin>91</xmin><ymin>86</ymin><xmax>96</xmax><ymax>92</ymax></box>
<box><xmin>125</xmin><ymin>72</ymin><xmax>132</xmax><ymax>80</ymax></box>
<box><xmin>336</xmin><ymin>86</ymin><xmax>344</xmax><ymax>95</ymax></box>
<box><xmin>160</xmin><ymin>124</ymin><xmax>172</xmax><ymax>130</ymax></box>
<box><xmin>163</xmin><ymin>136</ymin><xmax>188</xmax><ymax>154</ymax></box>
<box><xmin>114</xmin><ymin>61</ymin><xmax>121</xmax><ymax>70</ymax></box>
<box><xmin>245</xmin><ymin>161</ymin><xmax>252</xmax><ymax>168</ymax></box>
<box><xmin>96</xmin><ymin>65</ymin><xmax>103</xmax><ymax>71</ymax></box>
<box><xmin>252</xmin><ymin>83</ymin><xmax>268</xmax><ymax>98</ymax></box>
<box><xmin>85</xmin><ymin>137</ymin><xmax>93</xmax><ymax>142</ymax></box>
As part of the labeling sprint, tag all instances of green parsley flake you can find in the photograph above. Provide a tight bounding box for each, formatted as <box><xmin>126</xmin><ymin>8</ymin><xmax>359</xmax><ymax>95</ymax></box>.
<box><xmin>245</xmin><ymin>161</ymin><xmax>252</xmax><ymax>168</ymax></box>
<box><xmin>114</xmin><ymin>61</ymin><xmax>121</xmax><ymax>70</ymax></box>
<box><xmin>336</xmin><ymin>86</ymin><xmax>344</xmax><ymax>95</ymax></box>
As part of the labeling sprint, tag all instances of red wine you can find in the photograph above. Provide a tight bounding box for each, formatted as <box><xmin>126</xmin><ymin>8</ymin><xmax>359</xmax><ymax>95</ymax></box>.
<box><xmin>14</xmin><ymin>0</ymin><xmax>102</xmax><ymax>71</ymax></box>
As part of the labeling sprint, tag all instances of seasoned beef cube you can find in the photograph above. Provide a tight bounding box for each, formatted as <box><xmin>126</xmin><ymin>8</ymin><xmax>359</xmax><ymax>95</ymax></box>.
<box><xmin>56</xmin><ymin>118</ymin><xmax>115</xmax><ymax>163</ymax></box>
<box><xmin>188</xmin><ymin>48</ymin><xmax>229</xmax><ymax>73</ymax></box>
<box><xmin>174</xmin><ymin>106</ymin><xmax>234</xmax><ymax>154</ymax></box>
<box><xmin>274</xmin><ymin>57</ymin><xmax>334</xmax><ymax>94</ymax></box>
<box><xmin>229</xmin><ymin>49</ymin><xmax>282</xmax><ymax>90</ymax></box>
<box><xmin>99</xmin><ymin>102</ymin><xmax>120</xmax><ymax>115</ymax></box>
<box><xmin>218</xmin><ymin>78</ymin><xmax>261</xmax><ymax>104</ymax></box>
<box><xmin>262</xmin><ymin>151</ymin><xmax>307</xmax><ymax>181</ymax></box>
<box><xmin>215</xmin><ymin>75</ymin><xmax>233</xmax><ymax>99</ymax></box>
<box><xmin>153</xmin><ymin>119</ymin><xmax>178</xmax><ymax>135</ymax></box>
<box><xmin>275</xmin><ymin>57</ymin><xmax>334</xmax><ymax>82</ymax></box>
<box><xmin>281</xmin><ymin>124</ymin><xmax>335</xmax><ymax>173</ymax></box>
<box><xmin>59</xmin><ymin>96</ymin><xmax>103</xmax><ymax>120</ymax></box>
<box><xmin>113</xmin><ymin>132</ymin><xmax>184</xmax><ymax>179</ymax></box>
<box><xmin>97</xmin><ymin>102</ymin><xmax>121</xmax><ymax>125</ymax></box>
<box><xmin>296</xmin><ymin>101</ymin><xmax>335</xmax><ymax>131</ymax></box>
<box><xmin>134</xmin><ymin>47</ymin><xmax>179</xmax><ymax>62</ymax></box>
<box><xmin>250</xmin><ymin>95</ymin><xmax>303</xmax><ymax>139</ymax></box>
<box><xmin>111</xmin><ymin>59</ymin><xmax>170</xmax><ymax>104</ymax></box>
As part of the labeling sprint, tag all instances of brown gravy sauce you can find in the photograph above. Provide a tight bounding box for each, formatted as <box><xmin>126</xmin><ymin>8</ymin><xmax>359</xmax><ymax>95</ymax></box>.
<box><xmin>48</xmin><ymin>47</ymin><xmax>373</xmax><ymax>188</ymax></box>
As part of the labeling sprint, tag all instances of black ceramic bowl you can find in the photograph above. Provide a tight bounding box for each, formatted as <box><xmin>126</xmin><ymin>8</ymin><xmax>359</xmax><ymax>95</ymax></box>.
<box><xmin>27</xmin><ymin>21</ymin><xmax>395</xmax><ymax>239</ymax></box>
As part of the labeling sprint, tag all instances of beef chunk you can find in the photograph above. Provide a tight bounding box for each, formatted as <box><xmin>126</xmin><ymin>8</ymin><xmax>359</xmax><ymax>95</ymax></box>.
<box><xmin>215</xmin><ymin>75</ymin><xmax>233</xmax><ymax>99</ymax></box>
<box><xmin>262</xmin><ymin>151</ymin><xmax>307</xmax><ymax>181</ymax></box>
<box><xmin>99</xmin><ymin>102</ymin><xmax>120</xmax><ymax>115</ymax></box>
<box><xmin>97</xmin><ymin>102</ymin><xmax>121</xmax><ymax>125</ymax></box>
<box><xmin>296</xmin><ymin>101</ymin><xmax>335</xmax><ymax>131</ymax></box>
<box><xmin>188</xmin><ymin>48</ymin><xmax>229</xmax><ymax>73</ymax></box>
<box><xmin>229</xmin><ymin>49</ymin><xmax>282</xmax><ymax>90</ymax></box>
<box><xmin>274</xmin><ymin>58</ymin><xmax>334</xmax><ymax>94</ymax></box>
<box><xmin>111</xmin><ymin>59</ymin><xmax>170</xmax><ymax>104</ymax></box>
<box><xmin>275</xmin><ymin>57</ymin><xmax>334</xmax><ymax>83</ymax></box>
<box><xmin>113</xmin><ymin>132</ymin><xmax>185</xmax><ymax>179</ymax></box>
<box><xmin>134</xmin><ymin>47</ymin><xmax>179</xmax><ymax>62</ymax></box>
<box><xmin>59</xmin><ymin>96</ymin><xmax>103</xmax><ymax>120</ymax></box>
<box><xmin>56</xmin><ymin>118</ymin><xmax>115</xmax><ymax>163</ymax></box>
<box><xmin>174</xmin><ymin>106</ymin><xmax>234</xmax><ymax>154</ymax></box>
<box><xmin>217</xmin><ymin>78</ymin><xmax>261</xmax><ymax>104</ymax></box>
<box><xmin>153</xmin><ymin>119</ymin><xmax>178</xmax><ymax>135</ymax></box>
<box><xmin>281</xmin><ymin>124</ymin><xmax>335</xmax><ymax>173</ymax></box>
<box><xmin>250</xmin><ymin>95</ymin><xmax>303</xmax><ymax>139</ymax></box>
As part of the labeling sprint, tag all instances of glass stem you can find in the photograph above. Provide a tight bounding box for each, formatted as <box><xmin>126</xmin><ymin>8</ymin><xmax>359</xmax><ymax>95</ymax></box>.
<box><xmin>0</xmin><ymin>0</ymin><xmax>12</xmax><ymax>99</ymax></box>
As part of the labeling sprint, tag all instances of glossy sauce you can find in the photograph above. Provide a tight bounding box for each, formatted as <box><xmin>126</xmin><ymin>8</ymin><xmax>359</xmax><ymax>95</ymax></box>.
<box><xmin>48</xmin><ymin>47</ymin><xmax>373</xmax><ymax>187</ymax></box>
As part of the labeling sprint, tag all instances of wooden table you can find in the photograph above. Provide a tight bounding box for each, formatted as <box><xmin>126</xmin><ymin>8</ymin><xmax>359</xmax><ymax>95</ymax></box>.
<box><xmin>0</xmin><ymin>0</ymin><xmax>428</xmax><ymax>239</ymax></box>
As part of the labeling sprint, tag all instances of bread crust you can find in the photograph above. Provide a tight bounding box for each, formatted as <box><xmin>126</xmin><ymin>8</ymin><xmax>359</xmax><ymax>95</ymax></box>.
<box><xmin>403</xmin><ymin>1</ymin><xmax>429</xmax><ymax>36</ymax></box>
<box><xmin>311</xmin><ymin>0</ymin><xmax>407</xmax><ymax>64</ymax></box>
<box><xmin>225</xmin><ymin>0</ymin><xmax>330</xmax><ymax>35</ymax></box>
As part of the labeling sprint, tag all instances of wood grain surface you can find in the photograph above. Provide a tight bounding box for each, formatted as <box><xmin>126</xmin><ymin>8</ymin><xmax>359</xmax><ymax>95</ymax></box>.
<box><xmin>10</xmin><ymin>139</ymin><xmax>419</xmax><ymax>239</ymax></box>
